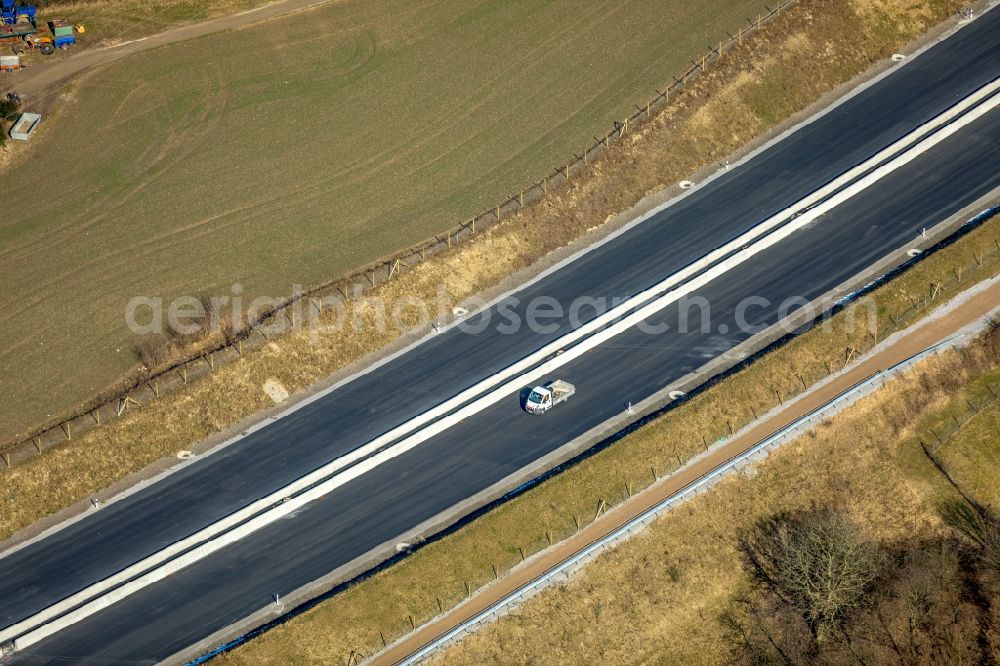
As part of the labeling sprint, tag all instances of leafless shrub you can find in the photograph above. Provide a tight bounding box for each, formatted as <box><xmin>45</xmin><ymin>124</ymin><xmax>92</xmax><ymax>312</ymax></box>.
<box><xmin>133</xmin><ymin>334</ymin><xmax>175</xmax><ymax>370</ymax></box>
<box><xmin>736</xmin><ymin>508</ymin><xmax>885</xmax><ymax>643</ymax></box>
<box><xmin>720</xmin><ymin>495</ymin><xmax>1000</xmax><ymax>666</ymax></box>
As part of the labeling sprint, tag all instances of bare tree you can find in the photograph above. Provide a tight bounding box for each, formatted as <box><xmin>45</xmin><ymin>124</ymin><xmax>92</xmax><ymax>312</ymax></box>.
<box><xmin>736</xmin><ymin>508</ymin><xmax>885</xmax><ymax>643</ymax></box>
<box><xmin>721</xmin><ymin>509</ymin><xmax>991</xmax><ymax>665</ymax></box>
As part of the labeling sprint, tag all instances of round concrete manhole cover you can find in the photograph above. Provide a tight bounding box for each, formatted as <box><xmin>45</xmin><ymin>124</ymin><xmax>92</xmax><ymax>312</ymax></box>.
<box><xmin>669</xmin><ymin>390</ymin><xmax>686</xmax><ymax>400</ymax></box>
<box><xmin>891</xmin><ymin>53</ymin><xmax>906</xmax><ymax>62</ymax></box>
<box><xmin>452</xmin><ymin>306</ymin><xmax>469</xmax><ymax>318</ymax></box>
<box><xmin>679</xmin><ymin>180</ymin><xmax>695</xmax><ymax>190</ymax></box>
<box><xmin>177</xmin><ymin>450</ymin><xmax>194</xmax><ymax>459</ymax></box>
<box><xmin>907</xmin><ymin>248</ymin><xmax>923</xmax><ymax>258</ymax></box>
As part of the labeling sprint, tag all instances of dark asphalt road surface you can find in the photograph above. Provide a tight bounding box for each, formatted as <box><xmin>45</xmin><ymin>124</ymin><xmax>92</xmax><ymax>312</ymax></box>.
<box><xmin>4</xmin><ymin>7</ymin><xmax>1000</xmax><ymax>664</ymax></box>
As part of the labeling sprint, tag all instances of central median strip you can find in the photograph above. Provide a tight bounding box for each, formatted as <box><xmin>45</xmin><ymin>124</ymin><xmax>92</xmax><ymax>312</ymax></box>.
<box><xmin>4</xmin><ymin>81</ymin><xmax>998</xmax><ymax>652</ymax></box>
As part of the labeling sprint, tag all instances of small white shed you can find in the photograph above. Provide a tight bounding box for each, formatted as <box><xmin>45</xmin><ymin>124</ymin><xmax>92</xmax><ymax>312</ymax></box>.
<box><xmin>9</xmin><ymin>112</ymin><xmax>41</xmax><ymax>141</ymax></box>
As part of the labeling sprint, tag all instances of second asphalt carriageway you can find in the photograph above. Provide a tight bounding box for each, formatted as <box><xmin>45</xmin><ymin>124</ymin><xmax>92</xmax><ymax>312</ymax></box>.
<box><xmin>2</xmin><ymin>7</ymin><xmax>1000</xmax><ymax>663</ymax></box>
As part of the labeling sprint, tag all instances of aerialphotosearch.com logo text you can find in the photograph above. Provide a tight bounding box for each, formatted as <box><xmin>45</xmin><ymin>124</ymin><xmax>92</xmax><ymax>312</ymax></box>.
<box><xmin>124</xmin><ymin>283</ymin><xmax>878</xmax><ymax>343</ymax></box>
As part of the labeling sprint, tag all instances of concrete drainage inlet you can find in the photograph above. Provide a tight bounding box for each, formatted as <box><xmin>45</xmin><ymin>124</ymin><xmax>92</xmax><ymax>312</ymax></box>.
<box><xmin>263</xmin><ymin>379</ymin><xmax>290</xmax><ymax>404</ymax></box>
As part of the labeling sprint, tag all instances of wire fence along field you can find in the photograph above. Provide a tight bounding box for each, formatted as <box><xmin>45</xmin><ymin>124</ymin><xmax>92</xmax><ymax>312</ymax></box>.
<box><xmin>918</xmin><ymin>370</ymin><xmax>1000</xmax><ymax>459</ymax></box>
<box><xmin>0</xmin><ymin>0</ymin><xmax>801</xmax><ymax>466</ymax></box>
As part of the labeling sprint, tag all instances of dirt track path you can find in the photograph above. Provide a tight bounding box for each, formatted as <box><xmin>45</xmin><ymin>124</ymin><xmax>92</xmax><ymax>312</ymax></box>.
<box><xmin>372</xmin><ymin>278</ymin><xmax>1000</xmax><ymax>665</ymax></box>
<box><xmin>0</xmin><ymin>0</ymin><xmax>332</xmax><ymax>102</ymax></box>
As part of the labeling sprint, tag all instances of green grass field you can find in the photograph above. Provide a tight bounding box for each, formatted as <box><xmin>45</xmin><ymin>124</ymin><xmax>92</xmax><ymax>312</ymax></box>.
<box><xmin>0</xmin><ymin>0</ymin><xmax>768</xmax><ymax>441</ymax></box>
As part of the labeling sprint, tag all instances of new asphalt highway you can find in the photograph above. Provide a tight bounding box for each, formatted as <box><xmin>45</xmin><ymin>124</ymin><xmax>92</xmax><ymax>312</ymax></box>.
<box><xmin>3</xmin><ymin>6</ymin><xmax>1000</xmax><ymax>663</ymax></box>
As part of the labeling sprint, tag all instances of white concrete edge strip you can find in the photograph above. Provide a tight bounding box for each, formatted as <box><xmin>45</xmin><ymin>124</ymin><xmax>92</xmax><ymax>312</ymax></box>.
<box><xmin>7</xmin><ymin>87</ymin><xmax>997</xmax><ymax>652</ymax></box>
<box><xmin>3</xmin><ymin>6</ymin><xmax>989</xmax><ymax>565</ymax></box>
<box><xmin>395</xmin><ymin>322</ymin><xmax>992</xmax><ymax>665</ymax></box>
<box><xmin>3</xmin><ymin>78</ymin><xmax>992</xmax><ymax>644</ymax></box>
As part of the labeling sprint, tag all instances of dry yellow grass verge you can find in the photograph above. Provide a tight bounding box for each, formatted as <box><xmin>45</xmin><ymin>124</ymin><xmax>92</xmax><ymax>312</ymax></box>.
<box><xmin>431</xmin><ymin>336</ymin><xmax>1000</xmax><ymax>665</ymax></box>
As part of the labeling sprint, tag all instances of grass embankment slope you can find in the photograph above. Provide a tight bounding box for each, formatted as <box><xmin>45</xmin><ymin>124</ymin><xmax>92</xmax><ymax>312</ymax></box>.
<box><xmin>433</xmin><ymin>333</ymin><xmax>1000</xmax><ymax>665</ymax></box>
<box><xmin>0</xmin><ymin>0</ymin><xmax>767</xmax><ymax>441</ymax></box>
